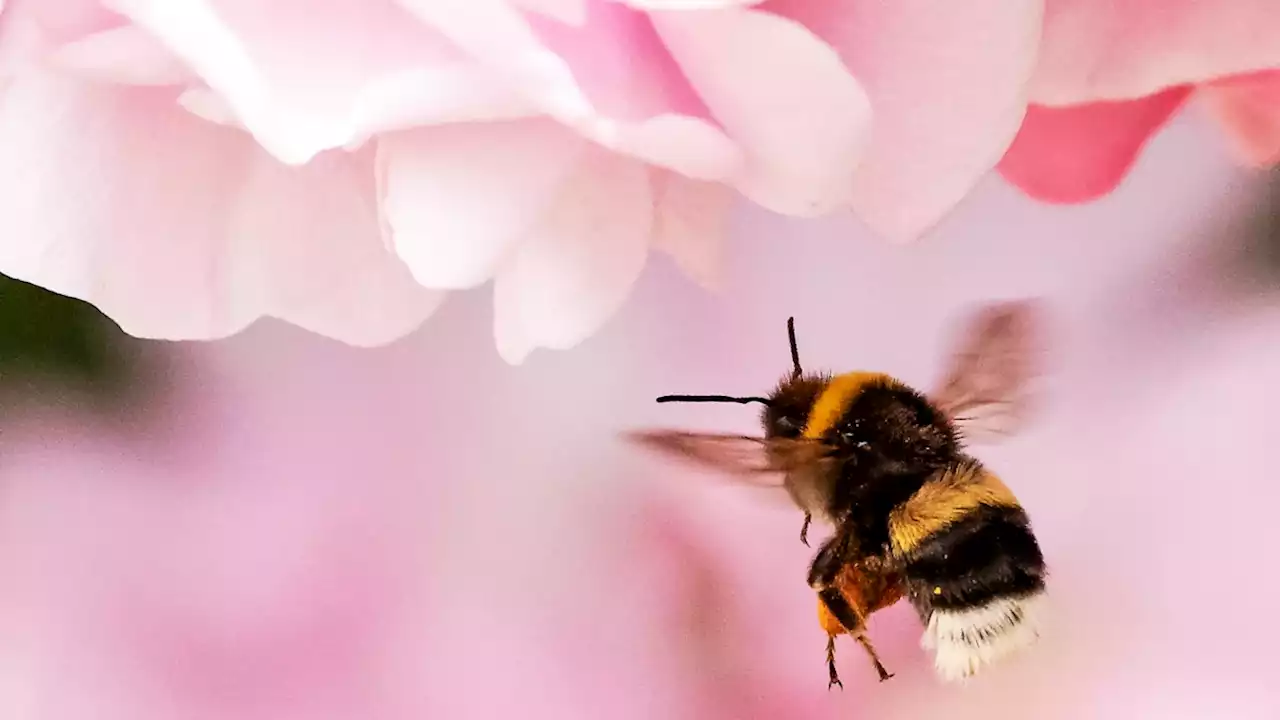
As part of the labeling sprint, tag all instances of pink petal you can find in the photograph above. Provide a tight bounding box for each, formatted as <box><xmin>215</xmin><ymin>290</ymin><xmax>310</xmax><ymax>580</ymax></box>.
<box><xmin>52</xmin><ymin>24</ymin><xmax>193</xmax><ymax>85</ymax></box>
<box><xmin>623</xmin><ymin>1</ymin><xmax>763</xmax><ymax>8</ymax></box>
<box><xmin>1200</xmin><ymin>70</ymin><xmax>1280</xmax><ymax>168</ymax></box>
<box><xmin>399</xmin><ymin>0</ymin><xmax>743</xmax><ymax>181</ymax></box>
<box><xmin>652</xmin><ymin>7</ymin><xmax>871</xmax><ymax>216</ymax></box>
<box><xmin>0</xmin><ymin>10</ymin><xmax>46</xmax><ymax>81</ymax></box>
<box><xmin>0</xmin><ymin>0</ymin><xmax>120</xmax><ymax>79</ymax></box>
<box><xmin>511</xmin><ymin>0</ymin><xmax>585</xmax><ymax>24</ymax></box>
<box><xmin>19</xmin><ymin>0</ymin><xmax>120</xmax><ymax>41</ymax></box>
<box><xmin>393</xmin><ymin>0</ymin><xmax>595</xmax><ymax>119</ymax></box>
<box><xmin>997</xmin><ymin>86</ymin><xmax>1193</xmax><ymax>203</ymax></box>
<box><xmin>608</xmin><ymin>113</ymin><xmax>742</xmax><ymax>181</ymax></box>
<box><xmin>104</xmin><ymin>0</ymin><xmax>528</xmax><ymax>164</ymax></box>
<box><xmin>493</xmin><ymin>147</ymin><xmax>652</xmax><ymax>364</ymax></box>
<box><xmin>227</xmin><ymin>149</ymin><xmax>447</xmax><ymax>347</ymax></box>
<box><xmin>764</xmin><ymin>0</ymin><xmax>1041</xmax><ymax>240</ymax></box>
<box><xmin>376</xmin><ymin>118</ymin><xmax>588</xmax><ymax>290</ymax></box>
<box><xmin>525</xmin><ymin>2</ymin><xmax>743</xmax><ymax>180</ymax></box>
<box><xmin>176</xmin><ymin>85</ymin><xmax>237</xmax><ymax>125</ymax></box>
<box><xmin>1032</xmin><ymin>0</ymin><xmax>1280</xmax><ymax>105</ymax></box>
<box><xmin>651</xmin><ymin>171</ymin><xmax>733</xmax><ymax>292</ymax></box>
<box><xmin>0</xmin><ymin>69</ymin><xmax>442</xmax><ymax>345</ymax></box>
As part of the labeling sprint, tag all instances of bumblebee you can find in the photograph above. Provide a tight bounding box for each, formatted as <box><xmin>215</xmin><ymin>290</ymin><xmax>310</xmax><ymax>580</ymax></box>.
<box><xmin>630</xmin><ymin>301</ymin><xmax>1047</xmax><ymax>685</ymax></box>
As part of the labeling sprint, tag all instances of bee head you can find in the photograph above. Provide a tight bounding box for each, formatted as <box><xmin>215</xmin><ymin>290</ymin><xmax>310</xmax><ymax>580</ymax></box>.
<box><xmin>762</xmin><ymin>373</ymin><xmax>828</xmax><ymax>439</ymax></box>
<box><xmin>655</xmin><ymin>317</ymin><xmax>829</xmax><ymax>439</ymax></box>
<box><xmin>760</xmin><ymin>316</ymin><xmax>828</xmax><ymax>439</ymax></box>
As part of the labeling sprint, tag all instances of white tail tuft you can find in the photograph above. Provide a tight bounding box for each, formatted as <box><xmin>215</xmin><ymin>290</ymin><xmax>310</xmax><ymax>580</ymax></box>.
<box><xmin>921</xmin><ymin>592</ymin><xmax>1044</xmax><ymax>683</ymax></box>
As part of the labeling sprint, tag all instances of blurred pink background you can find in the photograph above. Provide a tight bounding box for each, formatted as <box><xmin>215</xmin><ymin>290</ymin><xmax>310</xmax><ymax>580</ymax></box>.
<box><xmin>2</xmin><ymin>109</ymin><xmax>1279</xmax><ymax>719</ymax></box>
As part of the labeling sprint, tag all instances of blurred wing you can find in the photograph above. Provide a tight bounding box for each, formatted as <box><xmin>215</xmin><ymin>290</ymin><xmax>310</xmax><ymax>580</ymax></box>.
<box><xmin>930</xmin><ymin>299</ymin><xmax>1045</xmax><ymax>443</ymax></box>
<box><xmin>625</xmin><ymin>430</ymin><xmax>832</xmax><ymax>486</ymax></box>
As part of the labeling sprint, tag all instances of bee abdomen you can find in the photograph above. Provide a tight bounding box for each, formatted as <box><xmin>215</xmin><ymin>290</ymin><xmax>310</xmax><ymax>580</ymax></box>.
<box><xmin>889</xmin><ymin>460</ymin><xmax>1046</xmax><ymax>682</ymax></box>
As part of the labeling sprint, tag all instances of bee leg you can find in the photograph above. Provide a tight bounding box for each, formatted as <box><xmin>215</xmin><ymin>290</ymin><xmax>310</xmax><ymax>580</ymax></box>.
<box><xmin>826</xmin><ymin>635</ymin><xmax>843</xmax><ymax>690</ymax></box>
<box><xmin>800</xmin><ymin>513</ymin><xmax>812</xmax><ymax>547</ymax></box>
<box><xmin>818</xmin><ymin>588</ymin><xmax>863</xmax><ymax>637</ymax></box>
<box><xmin>818</xmin><ymin>587</ymin><xmax>869</xmax><ymax>689</ymax></box>
<box><xmin>807</xmin><ymin>532</ymin><xmax>852</xmax><ymax>590</ymax></box>
<box><xmin>854</xmin><ymin>634</ymin><xmax>894</xmax><ymax>682</ymax></box>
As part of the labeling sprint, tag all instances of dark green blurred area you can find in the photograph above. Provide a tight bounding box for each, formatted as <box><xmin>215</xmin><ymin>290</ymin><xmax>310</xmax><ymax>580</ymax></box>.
<box><xmin>0</xmin><ymin>272</ymin><xmax>151</xmax><ymax>410</ymax></box>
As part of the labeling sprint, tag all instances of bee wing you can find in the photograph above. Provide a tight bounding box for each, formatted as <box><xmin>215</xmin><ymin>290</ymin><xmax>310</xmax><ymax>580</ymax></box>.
<box><xmin>625</xmin><ymin>430</ymin><xmax>833</xmax><ymax>486</ymax></box>
<box><xmin>930</xmin><ymin>299</ymin><xmax>1045</xmax><ymax>443</ymax></box>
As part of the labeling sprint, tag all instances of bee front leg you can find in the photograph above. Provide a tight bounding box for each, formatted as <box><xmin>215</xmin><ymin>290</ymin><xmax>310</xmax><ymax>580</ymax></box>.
<box><xmin>800</xmin><ymin>513</ymin><xmax>812</xmax><ymax>547</ymax></box>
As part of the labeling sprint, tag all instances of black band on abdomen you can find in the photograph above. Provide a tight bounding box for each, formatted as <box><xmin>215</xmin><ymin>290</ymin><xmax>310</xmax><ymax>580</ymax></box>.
<box><xmin>903</xmin><ymin>504</ymin><xmax>1046</xmax><ymax>612</ymax></box>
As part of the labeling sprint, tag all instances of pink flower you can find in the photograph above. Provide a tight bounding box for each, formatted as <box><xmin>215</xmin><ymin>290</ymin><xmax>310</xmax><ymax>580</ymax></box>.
<box><xmin>998</xmin><ymin>0</ymin><xmax>1280</xmax><ymax>203</ymax></box>
<box><xmin>0</xmin><ymin>0</ymin><xmax>445</xmax><ymax>347</ymax></box>
<box><xmin>0</xmin><ymin>1</ymin><xmax>1044</xmax><ymax>362</ymax></box>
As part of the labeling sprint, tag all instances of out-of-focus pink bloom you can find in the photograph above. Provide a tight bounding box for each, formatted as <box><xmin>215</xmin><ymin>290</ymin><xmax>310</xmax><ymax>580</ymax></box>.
<box><xmin>0</xmin><ymin>0</ymin><xmax>445</xmax><ymax>347</ymax></box>
<box><xmin>0</xmin><ymin>0</ymin><xmax>1050</xmax><ymax>361</ymax></box>
<box><xmin>998</xmin><ymin>87</ymin><xmax>1196</xmax><ymax>204</ymax></box>
<box><xmin>999</xmin><ymin>1</ymin><xmax>1280</xmax><ymax>203</ymax></box>
<box><xmin>1029</xmin><ymin>0</ymin><xmax>1280</xmax><ymax>105</ymax></box>
<box><xmin>762</xmin><ymin>0</ymin><xmax>1042</xmax><ymax>240</ymax></box>
<box><xmin>1199</xmin><ymin>71</ymin><xmax>1280</xmax><ymax>168</ymax></box>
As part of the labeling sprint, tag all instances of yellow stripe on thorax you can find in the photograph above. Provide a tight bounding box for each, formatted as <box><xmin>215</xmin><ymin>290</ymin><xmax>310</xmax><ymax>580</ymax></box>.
<box><xmin>802</xmin><ymin>371</ymin><xmax>892</xmax><ymax>439</ymax></box>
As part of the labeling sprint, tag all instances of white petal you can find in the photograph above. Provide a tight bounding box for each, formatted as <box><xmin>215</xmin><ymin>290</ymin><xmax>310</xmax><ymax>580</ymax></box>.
<box><xmin>105</xmin><ymin>0</ymin><xmax>522</xmax><ymax>164</ymax></box>
<box><xmin>176</xmin><ymin>86</ymin><xmax>238</xmax><ymax>126</ymax></box>
<box><xmin>395</xmin><ymin>0</ymin><xmax>743</xmax><ymax>181</ymax></box>
<box><xmin>394</xmin><ymin>0</ymin><xmax>598</xmax><ymax>123</ymax></box>
<box><xmin>0</xmin><ymin>69</ymin><xmax>441</xmax><ymax>346</ymax></box>
<box><xmin>610</xmin><ymin>113</ymin><xmax>743</xmax><ymax>181</ymax></box>
<box><xmin>227</xmin><ymin>147</ymin><xmax>447</xmax><ymax>347</ymax></box>
<box><xmin>378</xmin><ymin>119</ymin><xmax>588</xmax><ymax>290</ymax></box>
<box><xmin>494</xmin><ymin>147</ymin><xmax>653</xmax><ymax>364</ymax></box>
<box><xmin>768</xmin><ymin>0</ymin><xmax>1043</xmax><ymax>239</ymax></box>
<box><xmin>652</xmin><ymin>7</ymin><xmax>872</xmax><ymax>216</ymax></box>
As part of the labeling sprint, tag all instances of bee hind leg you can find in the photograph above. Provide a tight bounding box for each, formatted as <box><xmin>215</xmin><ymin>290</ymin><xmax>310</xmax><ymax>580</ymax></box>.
<box><xmin>826</xmin><ymin>635</ymin><xmax>843</xmax><ymax>690</ymax></box>
<box><xmin>800</xmin><ymin>513</ymin><xmax>812</xmax><ymax>547</ymax></box>
<box><xmin>818</xmin><ymin>588</ymin><xmax>863</xmax><ymax>691</ymax></box>
<box><xmin>855</xmin><ymin>633</ymin><xmax>894</xmax><ymax>682</ymax></box>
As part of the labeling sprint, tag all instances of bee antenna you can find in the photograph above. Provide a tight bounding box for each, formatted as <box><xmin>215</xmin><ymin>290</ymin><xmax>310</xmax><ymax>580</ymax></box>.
<box><xmin>655</xmin><ymin>394</ymin><xmax>773</xmax><ymax>407</ymax></box>
<box><xmin>787</xmin><ymin>316</ymin><xmax>803</xmax><ymax>379</ymax></box>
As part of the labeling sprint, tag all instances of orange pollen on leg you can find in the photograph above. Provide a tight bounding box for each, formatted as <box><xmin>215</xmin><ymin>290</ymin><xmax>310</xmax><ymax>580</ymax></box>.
<box><xmin>818</xmin><ymin>595</ymin><xmax>848</xmax><ymax>636</ymax></box>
